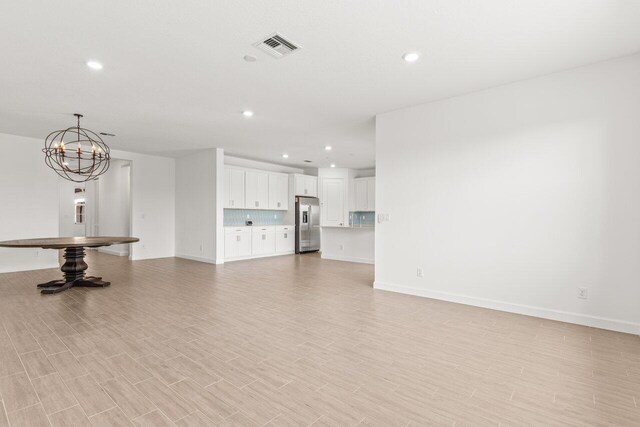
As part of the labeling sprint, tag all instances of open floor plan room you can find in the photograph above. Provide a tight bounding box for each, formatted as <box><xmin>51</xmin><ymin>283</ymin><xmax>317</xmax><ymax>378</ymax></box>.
<box><xmin>2</xmin><ymin>0</ymin><xmax>640</xmax><ymax>425</ymax></box>
<box><xmin>1</xmin><ymin>252</ymin><xmax>639</xmax><ymax>426</ymax></box>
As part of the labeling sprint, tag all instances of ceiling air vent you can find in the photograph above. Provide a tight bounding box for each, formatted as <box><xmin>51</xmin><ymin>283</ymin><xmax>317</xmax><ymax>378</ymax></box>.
<box><xmin>253</xmin><ymin>33</ymin><xmax>300</xmax><ymax>59</ymax></box>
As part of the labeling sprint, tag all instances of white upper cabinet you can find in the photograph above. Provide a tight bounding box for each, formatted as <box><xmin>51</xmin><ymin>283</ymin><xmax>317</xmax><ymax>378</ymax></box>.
<box><xmin>354</xmin><ymin>177</ymin><xmax>375</xmax><ymax>212</ymax></box>
<box><xmin>321</xmin><ymin>177</ymin><xmax>345</xmax><ymax>227</ymax></box>
<box><xmin>294</xmin><ymin>174</ymin><xmax>318</xmax><ymax>197</ymax></box>
<box><xmin>245</xmin><ymin>170</ymin><xmax>269</xmax><ymax>209</ymax></box>
<box><xmin>224</xmin><ymin>166</ymin><xmax>290</xmax><ymax>210</ymax></box>
<box><xmin>367</xmin><ymin>178</ymin><xmax>375</xmax><ymax>211</ymax></box>
<box><xmin>268</xmin><ymin>173</ymin><xmax>288</xmax><ymax>210</ymax></box>
<box><xmin>224</xmin><ymin>167</ymin><xmax>245</xmax><ymax>209</ymax></box>
<box><xmin>355</xmin><ymin>179</ymin><xmax>368</xmax><ymax>211</ymax></box>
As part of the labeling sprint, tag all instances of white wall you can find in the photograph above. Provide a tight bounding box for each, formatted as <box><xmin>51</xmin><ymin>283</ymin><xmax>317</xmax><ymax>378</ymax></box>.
<box><xmin>0</xmin><ymin>134</ymin><xmax>175</xmax><ymax>273</ymax></box>
<box><xmin>97</xmin><ymin>160</ymin><xmax>131</xmax><ymax>256</ymax></box>
<box><xmin>375</xmin><ymin>54</ymin><xmax>640</xmax><ymax>334</ymax></box>
<box><xmin>109</xmin><ymin>149</ymin><xmax>175</xmax><ymax>261</ymax></box>
<box><xmin>0</xmin><ymin>134</ymin><xmax>59</xmax><ymax>272</ymax></box>
<box><xmin>176</xmin><ymin>148</ymin><xmax>224</xmax><ymax>264</ymax></box>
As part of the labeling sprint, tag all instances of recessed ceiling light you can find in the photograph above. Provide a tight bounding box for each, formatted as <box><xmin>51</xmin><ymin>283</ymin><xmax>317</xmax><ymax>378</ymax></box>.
<box><xmin>242</xmin><ymin>110</ymin><xmax>254</xmax><ymax>117</ymax></box>
<box><xmin>330</xmin><ymin>164</ymin><xmax>336</xmax><ymax>168</ymax></box>
<box><xmin>325</xmin><ymin>146</ymin><xmax>332</xmax><ymax>151</ymax></box>
<box><xmin>244</xmin><ymin>55</ymin><xmax>257</xmax><ymax>62</ymax></box>
<box><xmin>282</xmin><ymin>153</ymin><xmax>289</xmax><ymax>158</ymax></box>
<box><xmin>86</xmin><ymin>60</ymin><xmax>103</xmax><ymax>70</ymax></box>
<box><xmin>402</xmin><ymin>52</ymin><xmax>420</xmax><ymax>63</ymax></box>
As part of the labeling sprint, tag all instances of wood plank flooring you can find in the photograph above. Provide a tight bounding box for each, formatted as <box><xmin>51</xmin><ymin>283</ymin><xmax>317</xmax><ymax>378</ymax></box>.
<box><xmin>1</xmin><ymin>252</ymin><xmax>639</xmax><ymax>426</ymax></box>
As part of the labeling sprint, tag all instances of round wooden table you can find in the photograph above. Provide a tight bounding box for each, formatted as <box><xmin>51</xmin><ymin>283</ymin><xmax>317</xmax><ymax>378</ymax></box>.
<box><xmin>0</xmin><ymin>237</ymin><xmax>139</xmax><ymax>294</ymax></box>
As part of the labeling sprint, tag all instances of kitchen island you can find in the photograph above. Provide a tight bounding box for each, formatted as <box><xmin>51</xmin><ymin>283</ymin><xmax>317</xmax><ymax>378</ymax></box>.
<box><xmin>320</xmin><ymin>225</ymin><xmax>374</xmax><ymax>264</ymax></box>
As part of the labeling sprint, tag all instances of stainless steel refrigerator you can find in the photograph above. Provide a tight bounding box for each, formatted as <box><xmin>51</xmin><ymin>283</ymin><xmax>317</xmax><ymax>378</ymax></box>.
<box><xmin>295</xmin><ymin>196</ymin><xmax>320</xmax><ymax>253</ymax></box>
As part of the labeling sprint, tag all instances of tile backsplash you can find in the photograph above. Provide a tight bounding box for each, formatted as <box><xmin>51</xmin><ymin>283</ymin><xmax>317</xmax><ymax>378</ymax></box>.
<box><xmin>349</xmin><ymin>211</ymin><xmax>376</xmax><ymax>226</ymax></box>
<box><xmin>224</xmin><ymin>209</ymin><xmax>285</xmax><ymax>226</ymax></box>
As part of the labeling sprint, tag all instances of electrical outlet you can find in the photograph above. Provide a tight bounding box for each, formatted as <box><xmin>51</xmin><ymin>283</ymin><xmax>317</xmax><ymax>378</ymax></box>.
<box><xmin>577</xmin><ymin>287</ymin><xmax>588</xmax><ymax>299</ymax></box>
<box><xmin>417</xmin><ymin>267</ymin><xmax>423</xmax><ymax>278</ymax></box>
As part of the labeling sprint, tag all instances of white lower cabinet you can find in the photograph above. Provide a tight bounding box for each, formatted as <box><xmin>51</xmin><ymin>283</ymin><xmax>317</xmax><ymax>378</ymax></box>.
<box><xmin>225</xmin><ymin>225</ymin><xmax>294</xmax><ymax>261</ymax></box>
<box><xmin>224</xmin><ymin>228</ymin><xmax>251</xmax><ymax>259</ymax></box>
<box><xmin>251</xmin><ymin>227</ymin><xmax>276</xmax><ymax>255</ymax></box>
<box><xmin>275</xmin><ymin>225</ymin><xmax>295</xmax><ymax>253</ymax></box>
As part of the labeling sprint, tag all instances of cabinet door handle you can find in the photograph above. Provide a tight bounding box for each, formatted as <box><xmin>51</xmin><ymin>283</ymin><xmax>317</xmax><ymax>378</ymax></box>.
<box><xmin>284</xmin><ymin>233</ymin><xmax>287</xmax><ymax>238</ymax></box>
<box><xmin>304</xmin><ymin>189</ymin><xmax>308</xmax><ymax>194</ymax></box>
<box><xmin>277</xmin><ymin>202</ymin><xmax>281</xmax><ymax>207</ymax></box>
<box><xmin>255</xmin><ymin>201</ymin><xmax>259</xmax><ymax>207</ymax></box>
<box><xmin>230</xmin><ymin>200</ymin><xmax>234</xmax><ymax>206</ymax></box>
<box><xmin>262</xmin><ymin>234</ymin><xmax>266</xmax><ymax>240</ymax></box>
<box><xmin>236</xmin><ymin>236</ymin><xmax>240</xmax><ymax>242</ymax></box>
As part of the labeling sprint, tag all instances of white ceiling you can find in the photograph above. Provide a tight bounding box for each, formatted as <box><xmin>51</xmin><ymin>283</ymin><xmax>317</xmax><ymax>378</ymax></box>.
<box><xmin>2</xmin><ymin>0</ymin><xmax>640</xmax><ymax>169</ymax></box>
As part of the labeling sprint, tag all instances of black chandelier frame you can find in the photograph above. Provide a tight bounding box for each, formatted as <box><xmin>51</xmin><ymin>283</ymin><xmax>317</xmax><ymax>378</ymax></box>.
<box><xmin>43</xmin><ymin>114</ymin><xmax>111</xmax><ymax>183</ymax></box>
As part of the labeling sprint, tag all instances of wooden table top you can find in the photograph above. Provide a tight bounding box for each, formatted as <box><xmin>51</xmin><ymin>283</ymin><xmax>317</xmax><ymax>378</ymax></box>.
<box><xmin>0</xmin><ymin>236</ymin><xmax>139</xmax><ymax>249</ymax></box>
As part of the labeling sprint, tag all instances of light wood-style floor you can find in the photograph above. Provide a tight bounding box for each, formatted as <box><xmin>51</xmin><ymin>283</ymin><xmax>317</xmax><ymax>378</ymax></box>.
<box><xmin>0</xmin><ymin>252</ymin><xmax>639</xmax><ymax>426</ymax></box>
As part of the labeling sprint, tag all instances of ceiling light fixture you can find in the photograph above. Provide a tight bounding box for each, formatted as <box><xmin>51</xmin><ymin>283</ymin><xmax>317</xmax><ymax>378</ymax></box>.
<box><xmin>282</xmin><ymin>154</ymin><xmax>289</xmax><ymax>158</ymax></box>
<box><xmin>325</xmin><ymin>146</ymin><xmax>332</xmax><ymax>151</ymax></box>
<box><xmin>86</xmin><ymin>60</ymin><xmax>103</xmax><ymax>70</ymax></box>
<box><xmin>43</xmin><ymin>114</ymin><xmax>111</xmax><ymax>182</ymax></box>
<box><xmin>330</xmin><ymin>164</ymin><xmax>336</xmax><ymax>168</ymax></box>
<box><xmin>243</xmin><ymin>55</ymin><xmax>257</xmax><ymax>62</ymax></box>
<box><xmin>402</xmin><ymin>52</ymin><xmax>420</xmax><ymax>63</ymax></box>
<box><xmin>242</xmin><ymin>110</ymin><xmax>254</xmax><ymax>117</ymax></box>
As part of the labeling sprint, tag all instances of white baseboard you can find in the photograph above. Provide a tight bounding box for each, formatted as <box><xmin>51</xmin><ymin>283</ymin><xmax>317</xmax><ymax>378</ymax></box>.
<box><xmin>98</xmin><ymin>248</ymin><xmax>129</xmax><ymax>257</ymax></box>
<box><xmin>224</xmin><ymin>251</ymin><xmax>294</xmax><ymax>263</ymax></box>
<box><xmin>321</xmin><ymin>254</ymin><xmax>374</xmax><ymax>264</ymax></box>
<box><xmin>175</xmin><ymin>253</ymin><xmax>216</xmax><ymax>264</ymax></box>
<box><xmin>0</xmin><ymin>262</ymin><xmax>59</xmax><ymax>274</ymax></box>
<box><xmin>374</xmin><ymin>281</ymin><xmax>640</xmax><ymax>335</ymax></box>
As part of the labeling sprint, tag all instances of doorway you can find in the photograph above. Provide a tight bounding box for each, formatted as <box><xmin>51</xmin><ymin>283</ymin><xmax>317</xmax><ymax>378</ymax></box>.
<box><xmin>58</xmin><ymin>159</ymin><xmax>132</xmax><ymax>257</ymax></box>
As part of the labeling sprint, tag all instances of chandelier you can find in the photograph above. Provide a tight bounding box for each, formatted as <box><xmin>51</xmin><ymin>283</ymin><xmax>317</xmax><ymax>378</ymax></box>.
<box><xmin>43</xmin><ymin>114</ymin><xmax>111</xmax><ymax>182</ymax></box>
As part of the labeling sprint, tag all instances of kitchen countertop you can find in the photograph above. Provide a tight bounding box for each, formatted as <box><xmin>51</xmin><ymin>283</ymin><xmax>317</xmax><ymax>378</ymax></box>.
<box><xmin>321</xmin><ymin>225</ymin><xmax>375</xmax><ymax>229</ymax></box>
<box><xmin>224</xmin><ymin>224</ymin><xmax>294</xmax><ymax>228</ymax></box>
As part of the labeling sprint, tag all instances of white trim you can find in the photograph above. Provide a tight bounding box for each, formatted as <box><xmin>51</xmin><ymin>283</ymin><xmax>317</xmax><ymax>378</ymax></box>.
<box><xmin>373</xmin><ymin>281</ymin><xmax>640</xmax><ymax>335</ymax></box>
<box><xmin>215</xmin><ymin>258</ymin><xmax>225</xmax><ymax>265</ymax></box>
<box><xmin>175</xmin><ymin>253</ymin><xmax>216</xmax><ymax>264</ymax></box>
<box><xmin>321</xmin><ymin>254</ymin><xmax>374</xmax><ymax>264</ymax></box>
<box><xmin>98</xmin><ymin>247</ymin><xmax>129</xmax><ymax>257</ymax></box>
<box><xmin>224</xmin><ymin>251</ymin><xmax>294</xmax><ymax>263</ymax></box>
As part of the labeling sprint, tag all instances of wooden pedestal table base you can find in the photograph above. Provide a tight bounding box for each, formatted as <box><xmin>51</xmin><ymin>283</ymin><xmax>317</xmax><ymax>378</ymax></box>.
<box><xmin>37</xmin><ymin>247</ymin><xmax>111</xmax><ymax>294</ymax></box>
<box><xmin>0</xmin><ymin>236</ymin><xmax>139</xmax><ymax>294</ymax></box>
